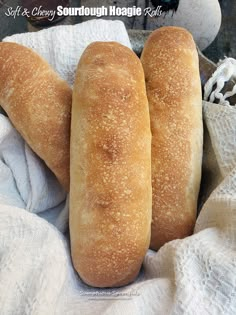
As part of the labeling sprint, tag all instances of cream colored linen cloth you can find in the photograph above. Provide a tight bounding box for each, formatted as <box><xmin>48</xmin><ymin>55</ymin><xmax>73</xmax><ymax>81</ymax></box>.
<box><xmin>1</xmin><ymin>19</ymin><xmax>236</xmax><ymax>315</ymax></box>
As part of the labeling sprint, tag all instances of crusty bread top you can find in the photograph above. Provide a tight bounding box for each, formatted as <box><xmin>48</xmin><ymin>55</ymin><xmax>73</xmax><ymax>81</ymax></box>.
<box><xmin>0</xmin><ymin>42</ymin><xmax>72</xmax><ymax>191</ymax></box>
<box><xmin>141</xmin><ymin>27</ymin><xmax>203</xmax><ymax>249</ymax></box>
<box><xmin>70</xmin><ymin>41</ymin><xmax>152</xmax><ymax>287</ymax></box>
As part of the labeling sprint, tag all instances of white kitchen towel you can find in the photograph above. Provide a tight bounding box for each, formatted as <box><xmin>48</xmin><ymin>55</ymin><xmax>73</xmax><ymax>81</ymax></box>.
<box><xmin>1</xmin><ymin>20</ymin><xmax>236</xmax><ymax>315</ymax></box>
<box><xmin>0</xmin><ymin>114</ymin><xmax>68</xmax><ymax>233</ymax></box>
<box><xmin>3</xmin><ymin>19</ymin><xmax>131</xmax><ymax>86</ymax></box>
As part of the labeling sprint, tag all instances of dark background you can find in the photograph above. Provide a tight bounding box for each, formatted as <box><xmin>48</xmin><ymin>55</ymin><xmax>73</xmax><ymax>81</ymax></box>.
<box><xmin>204</xmin><ymin>0</ymin><xmax>236</xmax><ymax>63</ymax></box>
<box><xmin>0</xmin><ymin>0</ymin><xmax>235</xmax><ymax>63</ymax></box>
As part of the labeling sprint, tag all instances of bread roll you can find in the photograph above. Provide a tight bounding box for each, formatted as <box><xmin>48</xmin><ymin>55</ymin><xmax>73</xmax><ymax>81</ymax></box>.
<box><xmin>0</xmin><ymin>42</ymin><xmax>71</xmax><ymax>191</ymax></box>
<box><xmin>70</xmin><ymin>42</ymin><xmax>152</xmax><ymax>287</ymax></box>
<box><xmin>141</xmin><ymin>27</ymin><xmax>203</xmax><ymax>250</ymax></box>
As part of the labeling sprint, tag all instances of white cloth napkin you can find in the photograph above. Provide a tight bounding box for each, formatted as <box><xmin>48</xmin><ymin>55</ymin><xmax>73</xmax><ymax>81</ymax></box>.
<box><xmin>3</xmin><ymin>19</ymin><xmax>131</xmax><ymax>86</ymax></box>
<box><xmin>0</xmin><ymin>114</ymin><xmax>68</xmax><ymax>233</ymax></box>
<box><xmin>1</xmin><ymin>19</ymin><xmax>236</xmax><ymax>315</ymax></box>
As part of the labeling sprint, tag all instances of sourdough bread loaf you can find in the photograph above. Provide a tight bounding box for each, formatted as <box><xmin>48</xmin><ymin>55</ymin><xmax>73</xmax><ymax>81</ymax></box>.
<box><xmin>141</xmin><ymin>27</ymin><xmax>203</xmax><ymax>250</ymax></box>
<box><xmin>70</xmin><ymin>41</ymin><xmax>152</xmax><ymax>287</ymax></box>
<box><xmin>0</xmin><ymin>42</ymin><xmax>72</xmax><ymax>191</ymax></box>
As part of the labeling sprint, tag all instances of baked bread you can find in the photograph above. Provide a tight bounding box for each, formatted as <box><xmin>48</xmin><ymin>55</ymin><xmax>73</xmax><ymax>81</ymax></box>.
<box><xmin>70</xmin><ymin>41</ymin><xmax>152</xmax><ymax>287</ymax></box>
<box><xmin>141</xmin><ymin>27</ymin><xmax>203</xmax><ymax>250</ymax></box>
<box><xmin>0</xmin><ymin>42</ymin><xmax>72</xmax><ymax>191</ymax></box>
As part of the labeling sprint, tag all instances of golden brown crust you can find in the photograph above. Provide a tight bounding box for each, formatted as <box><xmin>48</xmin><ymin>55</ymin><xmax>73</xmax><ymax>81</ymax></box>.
<box><xmin>0</xmin><ymin>42</ymin><xmax>72</xmax><ymax>191</ymax></box>
<box><xmin>141</xmin><ymin>27</ymin><xmax>203</xmax><ymax>250</ymax></box>
<box><xmin>70</xmin><ymin>42</ymin><xmax>152</xmax><ymax>287</ymax></box>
